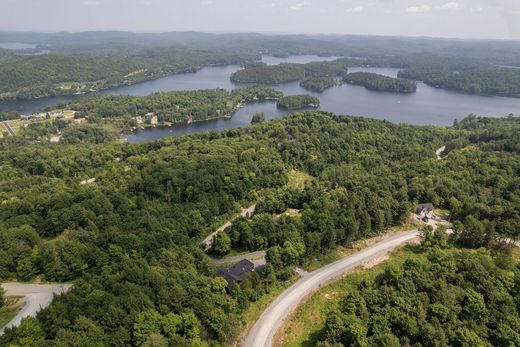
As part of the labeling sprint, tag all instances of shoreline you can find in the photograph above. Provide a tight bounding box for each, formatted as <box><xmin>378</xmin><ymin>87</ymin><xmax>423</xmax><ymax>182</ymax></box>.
<box><xmin>121</xmin><ymin>97</ymin><xmax>282</xmax><ymax>137</ymax></box>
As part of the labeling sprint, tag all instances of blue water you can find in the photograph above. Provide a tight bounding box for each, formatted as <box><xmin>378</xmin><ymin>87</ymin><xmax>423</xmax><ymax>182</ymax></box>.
<box><xmin>0</xmin><ymin>43</ymin><xmax>37</xmax><ymax>50</ymax></box>
<box><xmin>1</xmin><ymin>55</ymin><xmax>520</xmax><ymax>142</ymax></box>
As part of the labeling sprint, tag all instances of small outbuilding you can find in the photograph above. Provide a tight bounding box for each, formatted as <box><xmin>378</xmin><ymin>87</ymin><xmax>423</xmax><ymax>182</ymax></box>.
<box><xmin>415</xmin><ymin>203</ymin><xmax>434</xmax><ymax>215</ymax></box>
<box><xmin>415</xmin><ymin>203</ymin><xmax>434</xmax><ymax>222</ymax></box>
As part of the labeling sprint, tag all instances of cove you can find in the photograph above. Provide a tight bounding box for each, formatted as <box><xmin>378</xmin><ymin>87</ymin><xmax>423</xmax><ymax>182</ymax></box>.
<box><xmin>1</xmin><ymin>55</ymin><xmax>519</xmax><ymax>143</ymax></box>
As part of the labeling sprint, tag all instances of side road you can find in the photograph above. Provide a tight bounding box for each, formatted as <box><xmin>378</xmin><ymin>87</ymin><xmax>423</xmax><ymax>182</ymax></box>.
<box><xmin>243</xmin><ymin>230</ymin><xmax>419</xmax><ymax>347</ymax></box>
<box><xmin>0</xmin><ymin>283</ymin><xmax>72</xmax><ymax>336</ymax></box>
<box><xmin>201</xmin><ymin>204</ymin><xmax>256</xmax><ymax>250</ymax></box>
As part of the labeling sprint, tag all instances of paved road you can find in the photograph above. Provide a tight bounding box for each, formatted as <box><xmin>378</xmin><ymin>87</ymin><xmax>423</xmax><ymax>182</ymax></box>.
<box><xmin>0</xmin><ymin>283</ymin><xmax>72</xmax><ymax>335</ymax></box>
<box><xmin>202</xmin><ymin>204</ymin><xmax>256</xmax><ymax>250</ymax></box>
<box><xmin>243</xmin><ymin>230</ymin><xmax>419</xmax><ymax>347</ymax></box>
<box><xmin>436</xmin><ymin>146</ymin><xmax>446</xmax><ymax>160</ymax></box>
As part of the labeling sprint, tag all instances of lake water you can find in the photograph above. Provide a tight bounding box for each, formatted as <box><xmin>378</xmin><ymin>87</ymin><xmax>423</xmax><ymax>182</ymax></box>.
<box><xmin>0</xmin><ymin>43</ymin><xmax>37</xmax><ymax>50</ymax></box>
<box><xmin>0</xmin><ymin>42</ymin><xmax>49</xmax><ymax>55</ymax></box>
<box><xmin>1</xmin><ymin>55</ymin><xmax>520</xmax><ymax>142</ymax></box>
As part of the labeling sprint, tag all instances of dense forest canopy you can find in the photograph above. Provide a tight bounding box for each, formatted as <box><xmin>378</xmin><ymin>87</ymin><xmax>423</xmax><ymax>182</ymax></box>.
<box><xmin>230</xmin><ymin>59</ymin><xmax>349</xmax><ymax>84</ymax></box>
<box><xmin>344</xmin><ymin>72</ymin><xmax>417</xmax><ymax>93</ymax></box>
<box><xmin>0</xmin><ymin>50</ymin><xmax>257</xmax><ymax>100</ymax></box>
<box><xmin>276</xmin><ymin>95</ymin><xmax>320</xmax><ymax>110</ymax></box>
<box><xmin>398</xmin><ymin>66</ymin><xmax>520</xmax><ymax>97</ymax></box>
<box><xmin>1</xmin><ymin>32</ymin><xmax>520</xmax><ymax>100</ymax></box>
<box><xmin>2</xmin><ymin>32</ymin><xmax>520</xmax><ymax>65</ymax></box>
<box><xmin>300</xmin><ymin>77</ymin><xmax>337</xmax><ymax>93</ymax></box>
<box><xmin>316</xmin><ymin>245</ymin><xmax>520</xmax><ymax>347</ymax></box>
<box><xmin>62</xmin><ymin>87</ymin><xmax>282</xmax><ymax>124</ymax></box>
<box><xmin>230</xmin><ymin>63</ymin><xmax>306</xmax><ymax>84</ymax></box>
<box><xmin>7</xmin><ymin>87</ymin><xmax>283</xmax><ymax>144</ymax></box>
<box><xmin>0</xmin><ymin>112</ymin><xmax>519</xmax><ymax>346</ymax></box>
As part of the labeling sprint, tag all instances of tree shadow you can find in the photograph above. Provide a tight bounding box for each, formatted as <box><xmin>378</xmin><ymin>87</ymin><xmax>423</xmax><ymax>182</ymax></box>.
<box><xmin>301</xmin><ymin>328</ymin><xmax>326</xmax><ymax>347</ymax></box>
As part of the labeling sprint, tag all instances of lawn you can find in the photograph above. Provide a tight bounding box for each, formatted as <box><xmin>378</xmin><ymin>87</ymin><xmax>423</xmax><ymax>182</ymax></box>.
<box><xmin>512</xmin><ymin>246</ymin><xmax>520</xmax><ymax>260</ymax></box>
<box><xmin>287</xmin><ymin>169</ymin><xmax>313</xmax><ymax>190</ymax></box>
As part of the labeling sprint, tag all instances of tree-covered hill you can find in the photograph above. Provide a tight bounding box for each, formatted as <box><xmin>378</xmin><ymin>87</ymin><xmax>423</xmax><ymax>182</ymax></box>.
<box><xmin>0</xmin><ymin>50</ymin><xmax>256</xmax><ymax>100</ymax></box>
<box><xmin>398</xmin><ymin>66</ymin><xmax>520</xmax><ymax>97</ymax></box>
<box><xmin>306</xmin><ymin>244</ymin><xmax>520</xmax><ymax>347</ymax></box>
<box><xmin>276</xmin><ymin>95</ymin><xmax>320</xmax><ymax>110</ymax></box>
<box><xmin>0</xmin><ymin>113</ymin><xmax>518</xmax><ymax>346</ymax></box>
<box><xmin>64</xmin><ymin>87</ymin><xmax>282</xmax><ymax>124</ymax></box>
<box><xmin>344</xmin><ymin>72</ymin><xmax>417</xmax><ymax>93</ymax></box>
<box><xmin>230</xmin><ymin>59</ymin><xmax>350</xmax><ymax>84</ymax></box>
<box><xmin>300</xmin><ymin>77</ymin><xmax>337</xmax><ymax>92</ymax></box>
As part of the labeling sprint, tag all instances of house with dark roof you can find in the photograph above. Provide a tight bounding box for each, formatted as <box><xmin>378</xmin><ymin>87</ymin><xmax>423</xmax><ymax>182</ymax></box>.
<box><xmin>415</xmin><ymin>203</ymin><xmax>434</xmax><ymax>222</ymax></box>
<box><xmin>217</xmin><ymin>259</ymin><xmax>255</xmax><ymax>287</ymax></box>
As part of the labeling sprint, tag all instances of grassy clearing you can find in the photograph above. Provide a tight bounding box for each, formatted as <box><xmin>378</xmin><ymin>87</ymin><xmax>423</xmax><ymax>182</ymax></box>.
<box><xmin>279</xmin><ymin>246</ymin><xmax>417</xmax><ymax>347</ymax></box>
<box><xmin>287</xmin><ymin>169</ymin><xmax>313</xmax><ymax>190</ymax></box>
<box><xmin>512</xmin><ymin>246</ymin><xmax>520</xmax><ymax>259</ymax></box>
<box><xmin>6</xmin><ymin>119</ymin><xmax>25</xmax><ymax>134</ymax></box>
<box><xmin>0</xmin><ymin>296</ymin><xmax>23</xmax><ymax>329</ymax></box>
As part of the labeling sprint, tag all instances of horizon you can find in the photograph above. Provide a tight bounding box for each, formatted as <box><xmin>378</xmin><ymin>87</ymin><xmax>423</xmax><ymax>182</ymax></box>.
<box><xmin>1</xmin><ymin>0</ymin><xmax>520</xmax><ymax>41</ymax></box>
<box><xmin>1</xmin><ymin>29</ymin><xmax>520</xmax><ymax>44</ymax></box>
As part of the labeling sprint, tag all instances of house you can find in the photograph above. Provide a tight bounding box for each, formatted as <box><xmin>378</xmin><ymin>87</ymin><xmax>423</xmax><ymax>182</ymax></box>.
<box><xmin>80</xmin><ymin>178</ymin><xmax>97</xmax><ymax>185</ymax></box>
<box><xmin>217</xmin><ymin>259</ymin><xmax>255</xmax><ymax>287</ymax></box>
<box><xmin>143</xmin><ymin>112</ymin><xmax>158</xmax><ymax>126</ymax></box>
<box><xmin>415</xmin><ymin>203</ymin><xmax>434</xmax><ymax>222</ymax></box>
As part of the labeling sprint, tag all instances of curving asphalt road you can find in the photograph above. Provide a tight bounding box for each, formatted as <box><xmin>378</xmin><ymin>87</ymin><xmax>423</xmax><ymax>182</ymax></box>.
<box><xmin>243</xmin><ymin>230</ymin><xmax>419</xmax><ymax>347</ymax></box>
<box><xmin>436</xmin><ymin>146</ymin><xmax>446</xmax><ymax>160</ymax></box>
<box><xmin>0</xmin><ymin>283</ymin><xmax>72</xmax><ymax>336</ymax></box>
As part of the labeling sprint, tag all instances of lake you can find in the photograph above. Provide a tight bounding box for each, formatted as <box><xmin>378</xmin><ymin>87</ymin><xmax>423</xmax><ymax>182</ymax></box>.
<box><xmin>1</xmin><ymin>55</ymin><xmax>520</xmax><ymax>142</ymax></box>
<box><xmin>0</xmin><ymin>42</ymin><xmax>50</xmax><ymax>55</ymax></box>
<box><xmin>0</xmin><ymin>42</ymin><xmax>37</xmax><ymax>50</ymax></box>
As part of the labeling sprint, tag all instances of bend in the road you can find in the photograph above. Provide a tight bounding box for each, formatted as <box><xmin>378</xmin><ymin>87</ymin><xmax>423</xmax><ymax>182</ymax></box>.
<box><xmin>0</xmin><ymin>283</ymin><xmax>72</xmax><ymax>336</ymax></box>
<box><xmin>243</xmin><ymin>230</ymin><xmax>418</xmax><ymax>347</ymax></box>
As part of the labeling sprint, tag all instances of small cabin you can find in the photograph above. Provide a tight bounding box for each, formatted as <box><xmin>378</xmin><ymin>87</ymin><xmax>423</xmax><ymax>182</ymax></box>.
<box><xmin>415</xmin><ymin>203</ymin><xmax>434</xmax><ymax>222</ymax></box>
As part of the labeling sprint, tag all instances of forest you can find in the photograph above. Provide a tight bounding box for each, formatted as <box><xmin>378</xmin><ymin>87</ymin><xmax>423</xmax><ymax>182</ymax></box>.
<box><xmin>3</xmin><ymin>87</ymin><xmax>284</xmax><ymax>144</ymax></box>
<box><xmin>1</xmin><ymin>30</ymin><xmax>520</xmax><ymax>103</ymax></box>
<box><xmin>230</xmin><ymin>63</ymin><xmax>306</xmax><ymax>84</ymax></box>
<box><xmin>3</xmin><ymin>32</ymin><xmax>520</xmax><ymax>65</ymax></box>
<box><xmin>2</xmin><ymin>31</ymin><xmax>520</xmax><ymax>100</ymax></box>
<box><xmin>0</xmin><ymin>112</ymin><xmax>19</xmax><ymax>121</ymax></box>
<box><xmin>299</xmin><ymin>77</ymin><xmax>337</xmax><ymax>92</ymax></box>
<box><xmin>0</xmin><ymin>112</ymin><xmax>518</xmax><ymax>346</ymax></box>
<box><xmin>398</xmin><ymin>66</ymin><xmax>520</xmax><ymax>97</ymax></box>
<box><xmin>0</xmin><ymin>49</ymin><xmax>257</xmax><ymax>100</ymax></box>
<box><xmin>276</xmin><ymin>95</ymin><xmax>320</xmax><ymax>110</ymax></box>
<box><xmin>344</xmin><ymin>72</ymin><xmax>417</xmax><ymax>93</ymax></box>
<box><xmin>4</xmin><ymin>87</ymin><xmax>293</xmax><ymax>145</ymax></box>
<box><xmin>315</xmin><ymin>240</ymin><xmax>520</xmax><ymax>346</ymax></box>
<box><xmin>230</xmin><ymin>59</ymin><xmax>350</xmax><ymax>84</ymax></box>
<box><xmin>62</xmin><ymin>86</ymin><xmax>282</xmax><ymax>124</ymax></box>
